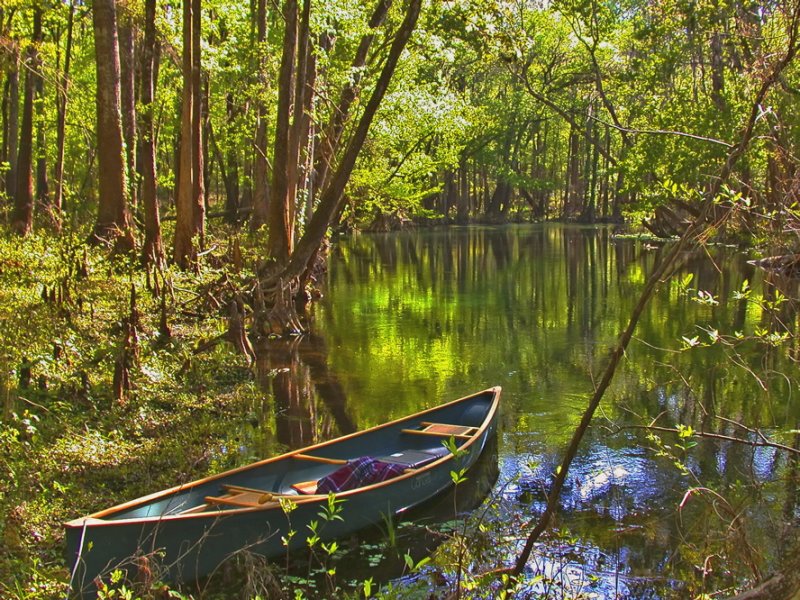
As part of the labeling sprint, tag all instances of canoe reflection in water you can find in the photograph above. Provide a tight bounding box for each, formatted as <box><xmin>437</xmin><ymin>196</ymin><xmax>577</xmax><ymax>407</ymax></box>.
<box><xmin>65</xmin><ymin>387</ymin><xmax>501</xmax><ymax>597</ymax></box>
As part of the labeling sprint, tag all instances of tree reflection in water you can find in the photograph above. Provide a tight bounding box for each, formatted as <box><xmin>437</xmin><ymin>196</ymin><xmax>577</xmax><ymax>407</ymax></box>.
<box><xmin>298</xmin><ymin>224</ymin><xmax>800</xmax><ymax>597</ymax></box>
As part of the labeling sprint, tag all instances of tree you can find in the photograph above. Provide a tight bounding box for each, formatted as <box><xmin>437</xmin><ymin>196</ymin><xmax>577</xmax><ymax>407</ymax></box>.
<box><xmin>139</xmin><ymin>0</ymin><xmax>163</xmax><ymax>266</ymax></box>
<box><xmin>3</xmin><ymin>35</ymin><xmax>20</xmax><ymax>206</ymax></box>
<box><xmin>250</xmin><ymin>0</ymin><xmax>422</xmax><ymax>333</ymax></box>
<box><xmin>173</xmin><ymin>0</ymin><xmax>205</xmax><ymax>268</ymax></box>
<box><xmin>53</xmin><ymin>0</ymin><xmax>75</xmax><ymax>229</ymax></box>
<box><xmin>10</xmin><ymin>2</ymin><xmax>39</xmax><ymax>236</ymax></box>
<box><xmin>91</xmin><ymin>0</ymin><xmax>135</xmax><ymax>251</ymax></box>
<box><xmin>249</xmin><ymin>0</ymin><xmax>270</xmax><ymax>230</ymax></box>
<box><xmin>174</xmin><ymin>0</ymin><xmax>196</xmax><ymax>266</ymax></box>
<box><xmin>282</xmin><ymin>0</ymin><xmax>423</xmax><ymax>281</ymax></box>
<box><xmin>118</xmin><ymin>1</ymin><xmax>137</xmax><ymax>212</ymax></box>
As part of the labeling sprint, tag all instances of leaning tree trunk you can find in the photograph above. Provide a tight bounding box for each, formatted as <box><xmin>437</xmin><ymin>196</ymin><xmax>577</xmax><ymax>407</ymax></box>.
<box><xmin>91</xmin><ymin>0</ymin><xmax>135</xmax><ymax>251</ymax></box>
<box><xmin>285</xmin><ymin>0</ymin><xmax>422</xmax><ymax>282</ymax></box>
<box><xmin>259</xmin><ymin>0</ymin><xmax>422</xmax><ymax>335</ymax></box>
<box><xmin>313</xmin><ymin>0</ymin><xmax>392</xmax><ymax>195</ymax></box>
<box><xmin>505</xmin><ymin>5</ymin><xmax>800</xmax><ymax>580</ymax></box>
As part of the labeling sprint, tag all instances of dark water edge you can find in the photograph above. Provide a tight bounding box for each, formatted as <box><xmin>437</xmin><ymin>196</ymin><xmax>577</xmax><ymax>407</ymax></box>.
<box><xmin>246</xmin><ymin>224</ymin><xmax>800</xmax><ymax>598</ymax></box>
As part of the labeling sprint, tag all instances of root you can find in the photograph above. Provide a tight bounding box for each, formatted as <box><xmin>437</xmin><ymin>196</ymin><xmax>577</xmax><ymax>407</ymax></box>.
<box><xmin>265</xmin><ymin>278</ymin><xmax>305</xmax><ymax>336</ymax></box>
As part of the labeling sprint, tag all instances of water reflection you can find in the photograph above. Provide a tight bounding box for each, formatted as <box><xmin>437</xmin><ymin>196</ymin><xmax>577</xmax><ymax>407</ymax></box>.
<box><xmin>254</xmin><ymin>335</ymin><xmax>356</xmax><ymax>451</ymax></box>
<box><xmin>307</xmin><ymin>224</ymin><xmax>800</xmax><ymax>596</ymax></box>
<box><xmin>251</xmin><ymin>335</ymin><xmax>501</xmax><ymax>591</ymax></box>
<box><xmin>245</xmin><ymin>225</ymin><xmax>800</xmax><ymax>596</ymax></box>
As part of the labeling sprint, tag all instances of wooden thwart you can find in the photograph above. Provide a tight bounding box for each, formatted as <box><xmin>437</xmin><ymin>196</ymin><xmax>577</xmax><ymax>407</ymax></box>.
<box><xmin>204</xmin><ymin>494</ymin><xmax>265</xmax><ymax>508</ymax></box>
<box><xmin>401</xmin><ymin>421</ymin><xmax>478</xmax><ymax>440</ymax></box>
<box><xmin>293</xmin><ymin>453</ymin><xmax>348</xmax><ymax>465</ymax></box>
<box><xmin>222</xmin><ymin>484</ymin><xmax>271</xmax><ymax>495</ymax></box>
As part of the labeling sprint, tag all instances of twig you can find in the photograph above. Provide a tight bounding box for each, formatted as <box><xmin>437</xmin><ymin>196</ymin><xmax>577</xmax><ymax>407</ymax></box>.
<box><xmin>589</xmin><ymin>115</ymin><xmax>734</xmax><ymax>148</ymax></box>
<box><xmin>620</xmin><ymin>424</ymin><xmax>800</xmax><ymax>456</ymax></box>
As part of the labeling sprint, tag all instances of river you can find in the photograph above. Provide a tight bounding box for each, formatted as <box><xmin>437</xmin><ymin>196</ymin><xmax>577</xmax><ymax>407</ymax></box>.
<box><xmin>252</xmin><ymin>224</ymin><xmax>800</xmax><ymax>598</ymax></box>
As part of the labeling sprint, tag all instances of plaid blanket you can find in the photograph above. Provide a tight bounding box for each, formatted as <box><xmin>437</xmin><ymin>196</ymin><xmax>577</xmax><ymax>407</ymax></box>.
<box><xmin>316</xmin><ymin>457</ymin><xmax>406</xmax><ymax>494</ymax></box>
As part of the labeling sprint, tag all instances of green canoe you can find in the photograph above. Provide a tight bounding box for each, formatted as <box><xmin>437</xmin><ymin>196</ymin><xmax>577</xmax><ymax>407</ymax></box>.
<box><xmin>66</xmin><ymin>386</ymin><xmax>501</xmax><ymax>595</ymax></box>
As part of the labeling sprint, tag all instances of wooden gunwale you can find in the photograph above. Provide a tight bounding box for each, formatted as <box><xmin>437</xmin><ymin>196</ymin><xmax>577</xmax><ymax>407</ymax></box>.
<box><xmin>65</xmin><ymin>386</ymin><xmax>500</xmax><ymax>527</ymax></box>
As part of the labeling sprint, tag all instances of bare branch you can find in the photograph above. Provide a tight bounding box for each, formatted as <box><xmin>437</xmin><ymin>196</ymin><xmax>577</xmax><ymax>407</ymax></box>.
<box><xmin>590</xmin><ymin>115</ymin><xmax>734</xmax><ymax>148</ymax></box>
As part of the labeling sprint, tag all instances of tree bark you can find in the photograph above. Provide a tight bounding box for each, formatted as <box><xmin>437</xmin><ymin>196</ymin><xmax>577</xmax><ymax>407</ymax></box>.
<box><xmin>33</xmin><ymin>3</ymin><xmax>48</xmax><ymax>211</ymax></box>
<box><xmin>284</xmin><ymin>0</ymin><xmax>312</xmax><ymax>244</ymax></box>
<box><xmin>4</xmin><ymin>44</ymin><xmax>19</xmax><ymax>205</ymax></box>
<box><xmin>191</xmin><ymin>0</ymin><xmax>205</xmax><ymax>245</ymax></box>
<box><xmin>140</xmin><ymin>0</ymin><xmax>163</xmax><ymax>266</ymax></box>
<box><xmin>91</xmin><ymin>0</ymin><xmax>135</xmax><ymax>250</ymax></box>
<box><xmin>174</xmin><ymin>0</ymin><xmax>195</xmax><ymax>267</ymax></box>
<box><xmin>457</xmin><ymin>156</ymin><xmax>469</xmax><ymax>223</ymax></box>
<box><xmin>53</xmin><ymin>0</ymin><xmax>75</xmax><ymax>228</ymax></box>
<box><xmin>118</xmin><ymin>4</ymin><xmax>137</xmax><ymax>211</ymax></box>
<box><xmin>11</xmin><ymin>5</ymin><xmax>37</xmax><ymax>236</ymax></box>
<box><xmin>250</xmin><ymin>0</ymin><xmax>270</xmax><ymax>230</ymax></box>
<box><xmin>267</xmin><ymin>0</ymin><xmax>298</xmax><ymax>264</ymax></box>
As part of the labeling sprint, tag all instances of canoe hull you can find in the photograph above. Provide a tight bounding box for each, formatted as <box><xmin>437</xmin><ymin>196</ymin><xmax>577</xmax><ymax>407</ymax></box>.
<box><xmin>66</xmin><ymin>387</ymin><xmax>500</xmax><ymax>595</ymax></box>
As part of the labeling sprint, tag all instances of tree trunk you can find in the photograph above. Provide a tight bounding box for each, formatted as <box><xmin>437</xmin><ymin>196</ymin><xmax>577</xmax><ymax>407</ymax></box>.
<box><xmin>208</xmin><ymin>94</ymin><xmax>241</xmax><ymax>224</ymax></box>
<box><xmin>34</xmin><ymin>3</ymin><xmax>48</xmax><ymax>211</ymax></box>
<box><xmin>456</xmin><ymin>156</ymin><xmax>469</xmax><ymax>223</ymax></box>
<box><xmin>174</xmin><ymin>0</ymin><xmax>195</xmax><ymax>267</ymax></box>
<box><xmin>53</xmin><ymin>0</ymin><xmax>75</xmax><ymax>228</ymax></box>
<box><xmin>284</xmin><ymin>0</ymin><xmax>312</xmax><ymax>246</ymax></box>
<box><xmin>11</xmin><ymin>5</ymin><xmax>38</xmax><ymax>236</ymax></box>
<box><xmin>291</xmin><ymin>0</ymin><xmax>316</xmax><ymax>243</ymax></box>
<box><xmin>710</xmin><ymin>30</ymin><xmax>726</xmax><ymax>111</ymax></box>
<box><xmin>580</xmin><ymin>103</ymin><xmax>598</xmax><ymax>223</ymax></box>
<box><xmin>268</xmin><ymin>0</ymin><xmax>298</xmax><ymax>265</ymax></box>
<box><xmin>140</xmin><ymin>0</ymin><xmax>164</xmax><ymax>266</ymax></box>
<box><xmin>4</xmin><ymin>45</ymin><xmax>19</xmax><ymax>204</ymax></box>
<box><xmin>566</xmin><ymin>125</ymin><xmax>582</xmax><ymax>218</ymax></box>
<box><xmin>118</xmin><ymin>6</ymin><xmax>137</xmax><ymax>212</ymax></box>
<box><xmin>91</xmin><ymin>0</ymin><xmax>135</xmax><ymax>251</ymax></box>
<box><xmin>250</xmin><ymin>0</ymin><xmax>270</xmax><ymax>230</ymax></box>
<box><xmin>313</xmin><ymin>0</ymin><xmax>392</xmax><ymax>195</ymax></box>
<box><xmin>191</xmin><ymin>0</ymin><xmax>205</xmax><ymax>245</ymax></box>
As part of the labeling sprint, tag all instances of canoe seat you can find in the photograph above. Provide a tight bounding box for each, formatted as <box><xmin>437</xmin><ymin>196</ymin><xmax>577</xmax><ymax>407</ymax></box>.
<box><xmin>291</xmin><ymin>480</ymin><xmax>318</xmax><ymax>495</ymax></box>
<box><xmin>201</xmin><ymin>484</ymin><xmax>278</xmax><ymax>509</ymax></box>
<box><xmin>401</xmin><ymin>421</ymin><xmax>478</xmax><ymax>440</ymax></box>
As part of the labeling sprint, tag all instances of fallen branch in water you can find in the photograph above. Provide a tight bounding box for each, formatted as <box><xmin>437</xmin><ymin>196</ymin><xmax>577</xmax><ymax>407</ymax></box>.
<box><xmin>619</xmin><ymin>424</ymin><xmax>800</xmax><ymax>456</ymax></box>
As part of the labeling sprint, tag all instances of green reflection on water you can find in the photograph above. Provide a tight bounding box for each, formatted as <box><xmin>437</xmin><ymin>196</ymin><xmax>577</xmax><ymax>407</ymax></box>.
<box><xmin>305</xmin><ymin>223</ymin><xmax>799</xmax><ymax>594</ymax></box>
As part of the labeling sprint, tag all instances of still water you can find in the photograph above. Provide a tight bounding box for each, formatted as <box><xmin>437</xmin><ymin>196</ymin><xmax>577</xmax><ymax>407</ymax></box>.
<box><xmin>255</xmin><ymin>224</ymin><xmax>800</xmax><ymax>597</ymax></box>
